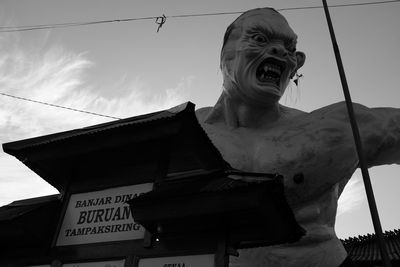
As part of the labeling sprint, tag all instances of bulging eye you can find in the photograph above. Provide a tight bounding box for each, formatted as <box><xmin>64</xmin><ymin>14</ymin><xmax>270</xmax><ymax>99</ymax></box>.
<box><xmin>252</xmin><ymin>34</ymin><xmax>267</xmax><ymax>43</ymax></box>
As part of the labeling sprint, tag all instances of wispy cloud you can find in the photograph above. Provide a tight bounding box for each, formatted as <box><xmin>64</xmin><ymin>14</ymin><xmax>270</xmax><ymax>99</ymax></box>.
<box><xmin>337</xmin><ymin>171</ymin><xmax>366</xmax><ymax>216</ymax></box>
<box><xmin>0</xmin><ymin>31</ymin><xmax>191</xmax><ymax>206</ymax></box>
<box><xmin>0</xmin><ymin>154</ymin><xmax>58</xmax><ymax>205</ymax></box>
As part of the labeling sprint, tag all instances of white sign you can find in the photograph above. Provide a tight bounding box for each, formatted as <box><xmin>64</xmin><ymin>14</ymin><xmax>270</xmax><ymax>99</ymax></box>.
<box><xmin>138</xmin><ymin>254</ymin><xmax>214</xmax><ymax>267</ymax></box>
<box><xmin>63</xmin><ymin>259</ymin><xmax>125</xmax><ymax>267</ymax></box>
<box><xmin>56</xmin><ymin>183</ymin><xmax>153</xmax><ymax>246</ymax></box>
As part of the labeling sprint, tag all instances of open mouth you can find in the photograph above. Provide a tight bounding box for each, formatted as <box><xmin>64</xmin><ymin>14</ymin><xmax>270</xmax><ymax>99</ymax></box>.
<box><xmin>256</xmin><ymin>58</ymin><xmax>286</xmax><ymax>86</ymax></box>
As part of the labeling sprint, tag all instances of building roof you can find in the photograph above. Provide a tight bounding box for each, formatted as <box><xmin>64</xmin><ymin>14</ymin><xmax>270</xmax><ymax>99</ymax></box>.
<box><xmin>0</xmin><ymin>194</ymin><xmax>62</xmax><ymax>247</ymax></box>
<box><xmin>129</xmin><ymin>173</ymin><xmax>304</xmax><ymax>248</ymax></box>
<box><xmin>134</xmin><ymin>170</ymin><xmax>281</xmax><ymax>199</ymax></box>
<box><xmin>342</xmin><ymin>229</ymin><xmax>400</xmax><ymax>263</ymax></box>
<box><xmin>2</xmin><ymin>102</ymin><xmax>229</xmax><ymax>193</ymax></box>
<box><xmin>0</xmin><ymin>194</ymin><xmax>60</xmax><ymax>221</ymax></box>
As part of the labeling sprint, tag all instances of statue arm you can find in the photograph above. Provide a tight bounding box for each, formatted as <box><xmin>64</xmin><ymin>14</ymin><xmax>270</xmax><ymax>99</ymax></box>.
<box><xmin>332</xmin><ymin>102</ymin><xmax>400</xmax><ymax>167</ymax></box>
<box><xmin>283</xmin><ymin>103</ymin><xmax>400</xmax><ymax>203</ymax></box>
<box><xmin>362</xmin><ymin>106</ymin><xmax>400</xmax><ymax>167</ymax></box>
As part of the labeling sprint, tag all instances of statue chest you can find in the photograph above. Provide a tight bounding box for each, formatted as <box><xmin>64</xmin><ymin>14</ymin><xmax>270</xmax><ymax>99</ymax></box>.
<box><xmin>203</xmin><ymin>124</ymin><xmax>318</xmax><ymax>174</ymax></box>
<box><xmin>201</xmin><ymin>121</ymin><xmax>359</xmax><ymax>203</ymax></box>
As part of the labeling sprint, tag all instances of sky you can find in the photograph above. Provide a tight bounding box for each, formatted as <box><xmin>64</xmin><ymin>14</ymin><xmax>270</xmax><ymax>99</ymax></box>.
<box><xmin>0</xmin><ymin>0</ymin><xmax>399</xmax><ymax>239</ymax></box>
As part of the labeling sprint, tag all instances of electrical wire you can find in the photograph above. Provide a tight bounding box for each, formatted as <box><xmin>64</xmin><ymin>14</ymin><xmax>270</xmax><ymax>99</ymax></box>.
<box><xmin>0</xmin><ymin>17</ymin><xmax>157</xmax><ymax>33</ymax></box>
<box><xmin>0</xmin><ymin>0</ymin><xmax>399</xmax><ymax>33</ymax></box>
<box><xmin>0</xmin><ymin>0</ymin><xmax>399</xmax><ymax>118</ymax></box>
<box><xmin>0</xmin><ymin>92</ymin><xmax>121</xmax><ymax>120</ymax></box>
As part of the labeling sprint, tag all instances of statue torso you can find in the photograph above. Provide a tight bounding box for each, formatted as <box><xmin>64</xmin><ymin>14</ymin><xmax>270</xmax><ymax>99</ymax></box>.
<box><xmin>196</xmin><ymin>103</ymin><xmax>359</xmax><ymax>266</ymax></box>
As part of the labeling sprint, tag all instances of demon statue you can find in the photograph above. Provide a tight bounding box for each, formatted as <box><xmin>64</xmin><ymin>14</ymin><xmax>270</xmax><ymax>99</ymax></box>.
<box><xmin>196</xmin><ymin>7</ymin><xmax>400</xmax><ymax>267</ymax></box>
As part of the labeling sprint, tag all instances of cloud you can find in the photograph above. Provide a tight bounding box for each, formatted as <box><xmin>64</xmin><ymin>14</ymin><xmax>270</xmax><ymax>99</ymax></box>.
<box><xmin>0</xmin><ymin>154</ymin><xmax>58</xmax><ymax>206</ymax></box>
<box><xmin>337</xmin><ymin>171</ymin><xmax>366</xmax><ymax>216</ymax></box>
<box><xmin>0</xmin><ymin>31</ymin><xmax>191</xmax><ymax>206</ymax></box>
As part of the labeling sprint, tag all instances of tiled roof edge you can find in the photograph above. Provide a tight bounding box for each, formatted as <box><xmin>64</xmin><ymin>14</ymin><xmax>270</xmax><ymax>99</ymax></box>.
<box><xmin>3</xmin><ymin>102</ymin><xmax>193</xmax><ymax>153</ymax></box>
<box><xmin>341</xmin><ymin>229</ymin><xmax>400</xmax><ymax>246</ymax></box>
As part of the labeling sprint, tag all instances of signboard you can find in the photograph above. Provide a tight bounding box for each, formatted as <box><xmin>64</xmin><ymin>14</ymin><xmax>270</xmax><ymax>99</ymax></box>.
<box><xmin>138</xmin><ymin>254</ymin><xmax>214</xmax><ymax>267</ymax></box>
<box><xmin>63</xmin><ymin>259</ymin><xmax>125</xmax><ymax>267</ymax></box>
<box><xmin>57</xmin><ymin>183</ymin><xmax>153</xmax><ymax>246</ymax></box>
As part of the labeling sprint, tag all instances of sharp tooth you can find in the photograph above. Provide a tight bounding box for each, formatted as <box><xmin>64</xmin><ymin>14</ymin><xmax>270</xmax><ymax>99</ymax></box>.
<box><xmin>260</xmin><ymin>62</ymin><xmax>284</xmax><ymax>78</ymax></box>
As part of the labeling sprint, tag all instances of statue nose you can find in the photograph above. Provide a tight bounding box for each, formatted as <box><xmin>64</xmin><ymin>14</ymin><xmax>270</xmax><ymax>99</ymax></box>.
<box><xmin>269</xmin><ymin>45</ymin><xmax>288</xmax><ymax>57</ymax></box>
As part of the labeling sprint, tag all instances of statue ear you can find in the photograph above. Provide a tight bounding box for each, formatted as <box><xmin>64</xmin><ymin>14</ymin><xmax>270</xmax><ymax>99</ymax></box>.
<box><xmin>290</xmin><ymin>51</ymin><xmax>306</xmax><ymax>79</ymax></box>
<box><xmin>295</xmin><ymin>51</ymin><xmax>306</xmax><ymax>70</ymax></box>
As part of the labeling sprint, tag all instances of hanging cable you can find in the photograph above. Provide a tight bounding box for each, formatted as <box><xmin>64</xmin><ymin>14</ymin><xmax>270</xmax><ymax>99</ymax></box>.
<box><xmin>0</xmin><ymin>92</ymin><xmax>121</xmax><ymax>120</ymax></box>
<box><xmin>0</xmin><ymin>0</ymin><xmax>399</xmax><ymax>33</ymax></box>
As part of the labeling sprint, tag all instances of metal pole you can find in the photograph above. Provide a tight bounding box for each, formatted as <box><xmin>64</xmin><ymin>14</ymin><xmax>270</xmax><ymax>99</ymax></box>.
<box><xmin>321</xmin><ymin>1</ymin><xmax>392</xmax><ymax>266</ymax></box>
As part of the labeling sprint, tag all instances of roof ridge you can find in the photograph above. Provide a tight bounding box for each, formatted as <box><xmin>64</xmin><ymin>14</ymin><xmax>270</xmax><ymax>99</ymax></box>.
<box><xmin>342</xmin><ymin>229</ymin><xmax>400</xmax><ymax>245</ymax></box>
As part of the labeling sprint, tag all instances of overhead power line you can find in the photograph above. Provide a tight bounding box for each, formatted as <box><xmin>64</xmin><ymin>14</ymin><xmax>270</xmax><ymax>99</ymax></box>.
<box><xmin>0</xmin><ymin>0</ymin><xmax>399</xmax><ymax>119</ymax></box>
<box><xmin>0</xmin><ymin>92</ymin><xmax>121</xmax><ymax>120</ymax></box>
<box><xmin>0</xmin><ymin>0</ymin><xmax>399</xmax><ymax>33</ymax></box>
<box><xmin>0</xmin><ymin>16</ymin><xmax>158</xmax><ymax>33</ymax></box>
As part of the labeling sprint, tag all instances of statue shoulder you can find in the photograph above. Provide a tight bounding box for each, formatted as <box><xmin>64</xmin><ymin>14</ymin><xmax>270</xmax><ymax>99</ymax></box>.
<box><xmin>309</xmin><ymin>101</ymin><xmax>374</xmax><ymax>122</ymax></box>
<box><xmin>280</xmin><ymin>104</ymin><xmax>307</xmax><ymax>118</ymax></box>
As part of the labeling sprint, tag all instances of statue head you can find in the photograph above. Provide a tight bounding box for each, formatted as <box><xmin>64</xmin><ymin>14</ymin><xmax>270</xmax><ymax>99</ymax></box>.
<box><xmin>220</xmin><ymin>8</ymin><xmax>306</xmax><ymax>106</ymax></box>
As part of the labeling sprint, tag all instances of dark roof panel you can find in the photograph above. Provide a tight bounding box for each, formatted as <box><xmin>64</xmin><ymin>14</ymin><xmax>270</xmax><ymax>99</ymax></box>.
<box><xmin>129</xmin><ymin>174</ymin><xmax>304</xmax><ymax>248</ymax></box>
<box><xmin>0</xmin><ymin>194</ymin><xmax>60</xmax><ymax>221</ymax></box>
<box><xmin>0</xmin><ymin>194</ymin><xmax>62</xmax><ymax>250</ymax></box>
<box><xmin>2</xmin><ymin>102</ymin><xmax>229</xmax><ymax>192</ymax></box>
<box><xmin>2</xmin><ymin>103</ymin><xmax>188</xmax><ymax>152</ymax></box>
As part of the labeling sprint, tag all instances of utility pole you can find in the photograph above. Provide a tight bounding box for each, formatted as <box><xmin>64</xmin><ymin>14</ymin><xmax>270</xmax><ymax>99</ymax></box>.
<box><xmin>321</xmin><ymin>1</ymin><xmax>392</xmax><ymax>266</ymax></box>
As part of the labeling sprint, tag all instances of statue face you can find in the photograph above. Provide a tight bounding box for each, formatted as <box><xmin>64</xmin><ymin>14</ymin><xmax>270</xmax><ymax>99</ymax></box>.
<box><xmin>221</xmin><ymin>9</ymin><xmax>305</xmax><ymax>105</ymax></box>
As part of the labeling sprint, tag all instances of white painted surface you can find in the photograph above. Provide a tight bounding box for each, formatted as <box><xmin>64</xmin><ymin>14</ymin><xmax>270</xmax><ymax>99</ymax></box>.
<box><xmin>56</xmin><ymin>183</ymin><xmax>153</xmax><ymax>246</ymax></box>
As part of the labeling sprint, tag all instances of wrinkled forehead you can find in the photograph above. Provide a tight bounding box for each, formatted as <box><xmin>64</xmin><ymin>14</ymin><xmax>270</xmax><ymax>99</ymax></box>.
<box><xmin>233</xmin><ymin>9</ymin><xmax>297</xmax><ymax>42</ymax></box>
